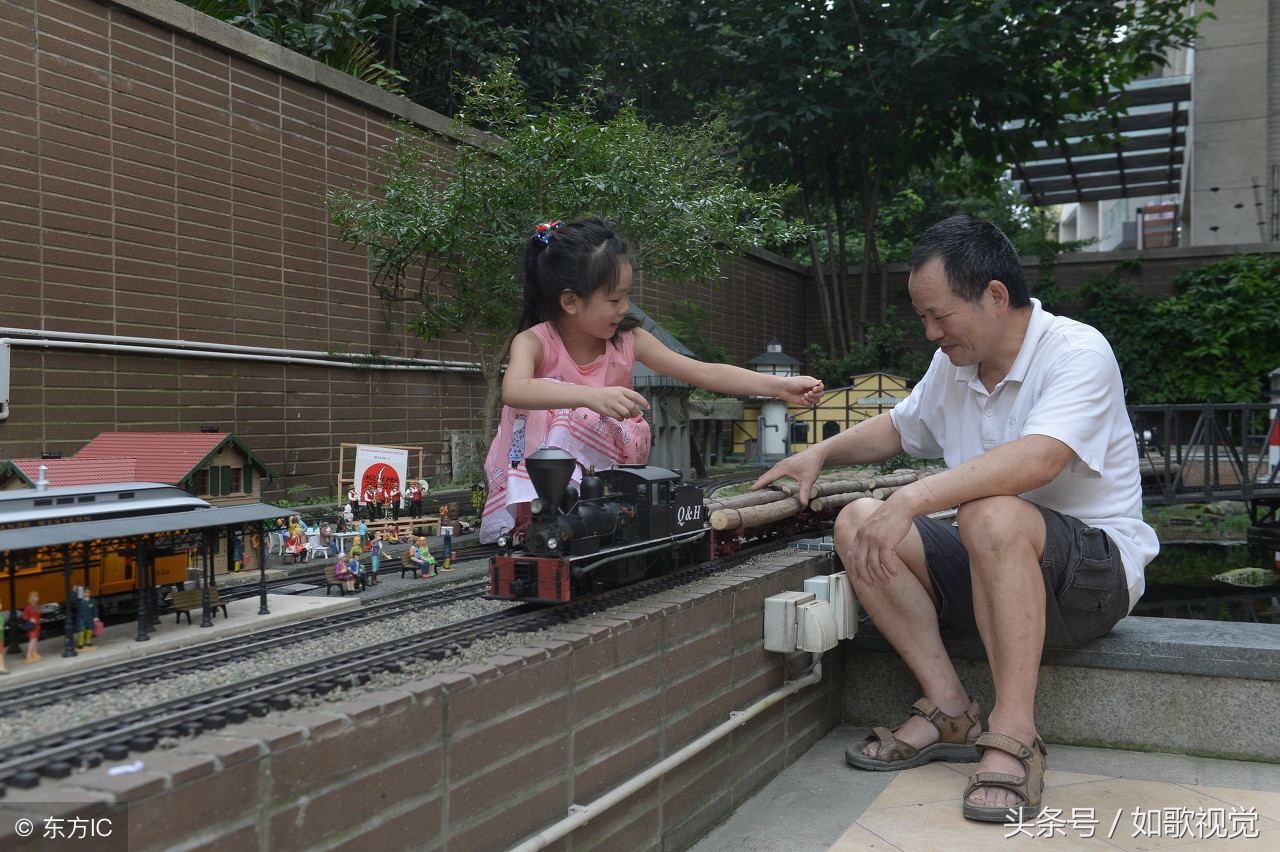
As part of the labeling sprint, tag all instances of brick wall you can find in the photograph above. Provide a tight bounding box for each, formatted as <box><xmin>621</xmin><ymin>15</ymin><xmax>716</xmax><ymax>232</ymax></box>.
<box><xmin>0</xmin><ymin>0</ymin><xmax>817</xmax><ymax>496</ymax></box>
<box><xmin>0</xmin><ymin>549</ymin><xmax>842</xmax><ymax>851</ymax></box>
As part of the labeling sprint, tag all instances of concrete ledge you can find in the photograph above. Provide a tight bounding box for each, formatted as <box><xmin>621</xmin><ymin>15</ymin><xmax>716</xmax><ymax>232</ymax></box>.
<box><xmin>843</xmin><ymin>616</ymin><xmax>1280</xmax><ymax>763</ymax></box>
<box><xmin>850</xmin><ymin>616</ymin><xmax>1280</xmax><ymax>681</ymax></box>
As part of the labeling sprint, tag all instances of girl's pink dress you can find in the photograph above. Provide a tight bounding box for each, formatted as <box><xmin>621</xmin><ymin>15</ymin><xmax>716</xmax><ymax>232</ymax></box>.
<box><xmin>480</xmin><ymin>322</ymin><xmax>651</xmax><ymax>543</ymax></box>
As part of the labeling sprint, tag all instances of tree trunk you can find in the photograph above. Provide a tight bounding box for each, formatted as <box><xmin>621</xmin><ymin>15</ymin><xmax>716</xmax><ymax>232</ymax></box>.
<box><xmin>789</xmin><ymin>134</ymin><xmax>837</xmax><ymax>354</ymax></box>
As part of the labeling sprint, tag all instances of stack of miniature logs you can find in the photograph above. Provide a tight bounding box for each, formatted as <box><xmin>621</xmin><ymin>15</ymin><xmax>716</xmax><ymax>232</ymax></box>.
<box><xmin>706</xmin><ymin>470</ymin><xmax>933</xmax><ymax>531</ymax></box>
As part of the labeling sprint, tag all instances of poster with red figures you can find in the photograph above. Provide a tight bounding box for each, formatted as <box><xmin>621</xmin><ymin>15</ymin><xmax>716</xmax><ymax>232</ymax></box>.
<box><xmin>354</xmin><ymin>445</ymin><xmax>409</xmax><ymax>501</ymax></box>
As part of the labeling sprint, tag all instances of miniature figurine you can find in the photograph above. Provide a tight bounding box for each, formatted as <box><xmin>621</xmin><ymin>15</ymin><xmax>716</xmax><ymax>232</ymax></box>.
<box><xmin>369</xmin><ymin>532</ymin><xmax>383</xmax><ymax>585</ymax></box>
<box><xmin>75</xmin><ymin>586</ymin><xmax>99</xmax><ymax>651</ymax></box>
<box><xmin>21</xmin><ymin>590</ymin><xmax>41</xmax><ymax>663</ymax></box>
<box><xmin>0</xmin><ymin>598</ymin><xmax>9</xmax><ymax>675</ymax></box>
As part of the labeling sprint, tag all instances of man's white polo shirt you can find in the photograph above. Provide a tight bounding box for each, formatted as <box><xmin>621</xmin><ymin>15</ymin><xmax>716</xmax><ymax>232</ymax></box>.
<box><xmin>890</xmin><ymin>299</ymin><xmax>1155</xmax><ymax>610</ymax></box>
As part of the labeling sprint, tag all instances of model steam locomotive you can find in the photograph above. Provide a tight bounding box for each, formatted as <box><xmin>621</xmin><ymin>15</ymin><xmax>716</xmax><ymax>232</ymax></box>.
<box><xmin>487</xmin><ymin>449</ymin><xmax>713</xmax><ymax>603</ymax></box>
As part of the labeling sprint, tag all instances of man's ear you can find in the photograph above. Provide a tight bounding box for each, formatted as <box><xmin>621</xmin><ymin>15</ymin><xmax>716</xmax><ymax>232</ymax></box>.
<box><xmin>986</xmin><ymin>279</ymin><xmax>1010</xmax><ymax>314</ymax></box>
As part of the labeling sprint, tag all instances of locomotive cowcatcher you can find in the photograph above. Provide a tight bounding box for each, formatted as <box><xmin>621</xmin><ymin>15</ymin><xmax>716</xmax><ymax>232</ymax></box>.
<box><xmin>488</xmin><ymin>449</ymin><xmax>711</xmax><ymax>603</ymax></box>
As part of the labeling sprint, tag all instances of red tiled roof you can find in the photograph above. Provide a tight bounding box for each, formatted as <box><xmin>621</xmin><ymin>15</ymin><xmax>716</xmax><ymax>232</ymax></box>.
<box><xmin>76</xmin><ymin>432</ymin><xmax>230</xmax><ymax>484</ymax></box>
<box><xmin>9</xmin><ymin>458</ymin><xmax>141</xmax><ymax>487</ymax></box>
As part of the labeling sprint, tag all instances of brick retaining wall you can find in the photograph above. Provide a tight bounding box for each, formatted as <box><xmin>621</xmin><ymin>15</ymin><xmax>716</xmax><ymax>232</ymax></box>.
<box><xmin>0</xmin><ymin>549</ymin><xmax>842</xmax><ymax>851</ymax></box>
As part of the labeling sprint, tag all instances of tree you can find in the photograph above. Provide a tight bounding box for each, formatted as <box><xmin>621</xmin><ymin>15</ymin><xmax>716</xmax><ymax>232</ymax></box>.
<box><xmin>328</xmin><ymin>60</ymin><xmax>804</xmax><ymax>440</ymax></box>
<box><xmin>189</xmin><ymin>0</ymin><xmax>422</xmax><ymax>89</ymax></box>
<box><xmin>708</xmin><ymin>0</ymin><xmax>1215</xmax><ymax>356</ymax></box>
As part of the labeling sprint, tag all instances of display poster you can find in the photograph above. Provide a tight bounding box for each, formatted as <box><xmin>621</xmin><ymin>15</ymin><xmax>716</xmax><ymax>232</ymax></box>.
<box><xmin>353</xmin><ymin>445</ymin><xmax>409</xmax><ymax>502</ymax></box>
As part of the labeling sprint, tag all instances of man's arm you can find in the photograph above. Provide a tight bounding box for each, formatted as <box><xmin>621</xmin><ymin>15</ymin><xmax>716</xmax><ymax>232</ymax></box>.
<box><xmin>847</xmin><ymin>434</ymin><xmax>1076</xmax><ymax>584</ymax></box>
<box><xmin>751</xmin><ymin>412</ymin><xmax>905</xmax><ymax>504</ymax></box>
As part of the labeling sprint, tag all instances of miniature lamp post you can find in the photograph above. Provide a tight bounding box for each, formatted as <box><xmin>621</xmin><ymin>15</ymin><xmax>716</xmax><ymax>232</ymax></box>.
<box><xmin>746</xmin><ymin>339</ymin><xmax>802</xmax><ymax>462</ymax></box>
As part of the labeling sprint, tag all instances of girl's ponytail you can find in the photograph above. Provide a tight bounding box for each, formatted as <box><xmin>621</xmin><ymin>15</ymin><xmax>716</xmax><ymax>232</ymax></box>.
<box><xmin>520</xmin><ymin>233</ymin><xmax>550</xmax><ymax>331</ymax></box>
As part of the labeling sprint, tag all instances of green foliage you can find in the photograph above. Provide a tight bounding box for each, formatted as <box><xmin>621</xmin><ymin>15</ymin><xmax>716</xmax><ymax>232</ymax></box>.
<box><xmin>704</xmin><ymin>0</ymin><xmax>1213</xmax><ymax>353</ymax></box>
<box><xmin>805</xmin><ymin>308</ymin><xmax>933</xmax><ymax>387</ymax></box>
<box><xmin>189</xmin><ymin>0</ymin><xmax>415</xmax><ymax>90</ymax></box>
<box><xmin>328</xmin><ymin>60</ymin><xmax>805</xmax><ymax>435</ymax></box>
<box><xmin>661</xmin><ymin>300</ymin><xmax>731</xmax><ymax>365</ymax></box>
<box><xmin>1068</xmin><ymin>254</ymin><xmax>1280</xmax><ymax>404</ymax></box>
<box><xmin>1157</xmin><ymin>255</ymin><xmax>1280</xmax><ymax>402</ymax></box>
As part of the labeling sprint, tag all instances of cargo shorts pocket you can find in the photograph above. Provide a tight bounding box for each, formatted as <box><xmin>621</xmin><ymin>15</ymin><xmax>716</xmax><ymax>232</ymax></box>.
<box><xmin>1055</xmin><ymin>526</ymin><xmax>1126</xmax><ymax>642</ymax></box>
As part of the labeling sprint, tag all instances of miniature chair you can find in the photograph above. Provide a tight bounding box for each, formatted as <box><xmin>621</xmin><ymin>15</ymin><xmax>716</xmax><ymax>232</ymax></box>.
<box><xmin>305</xmin><ymin>533</ymin><xmax>328</xmax><ymax>561</ymax></box>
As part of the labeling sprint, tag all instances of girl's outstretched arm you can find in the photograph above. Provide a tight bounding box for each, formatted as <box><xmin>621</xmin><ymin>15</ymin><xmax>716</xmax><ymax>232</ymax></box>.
<box><xmin>633</xmin><ymin>328</ymin><xmax>824</xmax><ymax>405</ymax></box>
<box><xmin>502</xmin><ymin>328</ymin><xmax>650</xmax><ymax>418</ymax></box>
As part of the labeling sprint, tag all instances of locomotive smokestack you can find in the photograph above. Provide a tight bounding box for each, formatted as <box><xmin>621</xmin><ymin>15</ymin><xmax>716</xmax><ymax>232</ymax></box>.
<box><xmin>524</xmin><ymin>448</ymin><xmax>577</xmax><ymax>509</ymax></box>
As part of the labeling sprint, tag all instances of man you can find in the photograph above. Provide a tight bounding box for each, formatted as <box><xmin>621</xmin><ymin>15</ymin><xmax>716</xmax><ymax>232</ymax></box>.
<box><xmin>754</xmin><ymin>213</ymin><xmax>1153</xmax><ymax>823</ymax></box>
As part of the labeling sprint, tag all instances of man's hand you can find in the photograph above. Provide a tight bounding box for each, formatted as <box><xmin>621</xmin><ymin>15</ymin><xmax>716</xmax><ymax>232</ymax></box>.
<box><xmin>751</xmin><ymin>447</ymin><xmax>824</xmax><ymax>505</ymax></box>
<box><xmin>843</xmin><ymin>498</ymin><xmax>915</xmax><ymax>586</ymax></box>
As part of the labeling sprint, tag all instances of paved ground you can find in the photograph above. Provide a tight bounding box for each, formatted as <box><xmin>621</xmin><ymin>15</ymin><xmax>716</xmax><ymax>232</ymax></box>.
<box><xmin>690</xmin><ymin>723</ymin><xmax>1280</xmax><ymax>851</ymax></box>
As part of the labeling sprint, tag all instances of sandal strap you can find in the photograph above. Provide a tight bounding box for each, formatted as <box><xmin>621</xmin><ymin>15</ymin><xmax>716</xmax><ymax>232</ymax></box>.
<box><xmin>865</xmin><ymin>726</ymin><xmax>918</xmax><ymax>762</ymax></box>
<box><xmin>974</xmin><ymin>731</ymin><xmax>1038</xmax><ymax>760</ymax></box>
<box><xmin>967</xmin><ymin>771</ymin><xmax>1026</xmax><ymax>787</ymax></box>
<box><xmin>910</xmin><ymin>697</ymin><xmax>980</xmax><ymax>745</ymax></box>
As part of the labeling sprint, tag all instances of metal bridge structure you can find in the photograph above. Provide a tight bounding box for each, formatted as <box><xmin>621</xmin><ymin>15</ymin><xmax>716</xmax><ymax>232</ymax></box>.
<box><xmin>1128</xmin><ymin>402</ymin><xmax>1280</xmax><ymax>529</ymax></box>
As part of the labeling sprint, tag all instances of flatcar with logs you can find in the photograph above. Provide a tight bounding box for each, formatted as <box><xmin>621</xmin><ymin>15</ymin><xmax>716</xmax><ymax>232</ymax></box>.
<box><xmin>488</xmin><ymin>448</ymin><xmax>930</xmax><ymax>604</ymax></box>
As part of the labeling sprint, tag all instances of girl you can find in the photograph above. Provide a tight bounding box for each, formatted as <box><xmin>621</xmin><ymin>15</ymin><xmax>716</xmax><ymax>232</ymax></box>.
<box><xmin>480</xmin><ymin>215</ymin><xmax>823</xmax><ymax>543</ymax></box>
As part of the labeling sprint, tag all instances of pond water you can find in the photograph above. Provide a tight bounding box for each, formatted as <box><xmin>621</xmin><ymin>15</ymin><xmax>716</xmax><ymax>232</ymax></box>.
<box><xmin>1135</xmin><ymin>540</ymin><xmax>1280</xmax><ymax>622</ymax></box>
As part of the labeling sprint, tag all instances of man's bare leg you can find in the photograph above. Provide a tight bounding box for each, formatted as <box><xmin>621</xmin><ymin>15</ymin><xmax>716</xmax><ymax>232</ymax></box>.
<box><xmin>959</xmin><ymin>496</ymin><xmax>1048</xmax><ymax>810</ymax></box>
<box><xmin>837</xmin><ymin>498</ymin><xmax>980</xmax><ymax>757</ymax></box>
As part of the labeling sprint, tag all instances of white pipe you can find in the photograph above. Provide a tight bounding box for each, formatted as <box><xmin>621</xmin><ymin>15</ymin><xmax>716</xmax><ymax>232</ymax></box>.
<box><xmin>1</xmin><ymin>333</ymin><xmax>478</xmax><ymax>374</ymax></box>
<box><xmin>506</xmin><ymin>655</ymin><xmax>824</xmax><ymax>852</ymax></box>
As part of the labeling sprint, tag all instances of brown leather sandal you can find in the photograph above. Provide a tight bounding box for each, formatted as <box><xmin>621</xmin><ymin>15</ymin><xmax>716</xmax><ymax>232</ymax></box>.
<box><xmin>962</xmin><ymin>732</ymin><xmax>1048</xmax><ymax>822</ymax></box>
<box><xmin>845</xmin><ymin>697</ymin><xmax>981</xmax><ymax>771</ymax></box>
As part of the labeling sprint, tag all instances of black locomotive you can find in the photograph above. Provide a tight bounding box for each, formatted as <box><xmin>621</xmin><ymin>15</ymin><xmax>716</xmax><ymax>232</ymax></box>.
<box><xmin>488</xmin><ymin>449</ymin><xmax>712</xmax><ymax>603</ymax></box>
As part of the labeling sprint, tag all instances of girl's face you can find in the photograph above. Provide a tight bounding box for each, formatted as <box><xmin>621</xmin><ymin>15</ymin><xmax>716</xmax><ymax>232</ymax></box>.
<box><xmin>569</xmin><ymin>261</ymin><xmax>633</xmax><ymax>340</ymax></box>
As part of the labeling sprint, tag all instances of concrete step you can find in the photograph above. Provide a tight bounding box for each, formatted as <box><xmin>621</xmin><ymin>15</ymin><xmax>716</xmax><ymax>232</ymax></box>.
<box><xmin>844</xmin><ymin>616</ymin><xmax>1280</xmax><ymax>763</ymax></box>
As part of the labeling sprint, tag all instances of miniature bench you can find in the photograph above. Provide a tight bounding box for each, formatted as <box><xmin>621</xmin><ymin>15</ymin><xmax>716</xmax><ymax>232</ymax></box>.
<box><xmin>400</xmin><ymin>552</ymin><xmax>419</xmax><ymax>579</ymax></box>
<box><xmin>171</xmin><ymin>587</ymin><xmax>228</xmax><ymax>624</ymax></box>
<box><xmin>323</xmin><ymin>565</ymin><xmax>350</xmax><ymax>596</ymax></box>
<box><xmin>359</xmin><ymin>516</ymin><xmax>442</xmax><ymax>537</ymax></box>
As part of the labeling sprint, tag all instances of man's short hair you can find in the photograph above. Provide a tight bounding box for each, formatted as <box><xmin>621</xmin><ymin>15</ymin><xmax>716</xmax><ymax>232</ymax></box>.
<box><xmin>908</xmin><ymin>213</ymin><xmax>1031</xmax><ymax>307</ymax></box>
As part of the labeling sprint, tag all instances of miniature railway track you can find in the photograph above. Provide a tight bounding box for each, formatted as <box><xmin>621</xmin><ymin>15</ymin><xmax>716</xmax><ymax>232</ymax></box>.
<box><xmin>0</xmin><ymin>580</ymin><xmax>492</xmax><ymax>717</ymax></box>
<box><xmin>0</xmin><ymin>543</ymin><xmax>793</xmax><ymax>793</ymax></box>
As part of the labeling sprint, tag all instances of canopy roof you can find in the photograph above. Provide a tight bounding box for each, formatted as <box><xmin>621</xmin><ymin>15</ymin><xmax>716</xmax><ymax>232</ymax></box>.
<box><xmin>1009</xmin><ymin>76</ymin><xmax>1191</xmax><ymax>207</ymax></box>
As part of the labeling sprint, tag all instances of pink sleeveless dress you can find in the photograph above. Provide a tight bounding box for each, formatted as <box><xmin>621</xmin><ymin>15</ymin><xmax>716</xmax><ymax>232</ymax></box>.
<box><xmin>480</xmin><ymin>322</ymin><xmax>652</xmax><ymax>543</ymax></box>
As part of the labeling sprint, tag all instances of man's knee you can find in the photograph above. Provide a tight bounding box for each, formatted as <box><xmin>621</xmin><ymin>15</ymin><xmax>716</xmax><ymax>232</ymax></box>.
<box><xmin>833</xmin><ymin>497</ymin><xmax>883</xmax><ymax>550</ymax></box>
<box><xmin>956</xmin><ymin>497</ymin><xmax>1045</xmax><ymax>562</ymax></box>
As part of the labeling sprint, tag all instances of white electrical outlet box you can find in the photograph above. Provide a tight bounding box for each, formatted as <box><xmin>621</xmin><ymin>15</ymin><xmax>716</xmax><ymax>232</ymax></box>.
<box><xmin>764</xmin><ymin>591</ymin><xmax>814</xmax><ymax>652</ymax></box>
<box><xmin>804</xmin><ymin>572</ymin><xmax>858</xmax><ymax>640</ymax></box>
<box><xmin>795</xmin><ymin>599</ymin><xmax>838</xmax><ymax>652</ymax></box>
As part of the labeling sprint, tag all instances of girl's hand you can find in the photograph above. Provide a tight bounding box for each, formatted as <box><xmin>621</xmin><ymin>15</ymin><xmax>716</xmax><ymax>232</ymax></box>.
<box><xmin>778</xmin><ymin>376</ymin><xmax>825</xmax><ymax>407</ymax></box>
<box><xmin>584</xmin><ymin>385</ymin><xmax>651</xmax><ymax>420</ymax></box>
